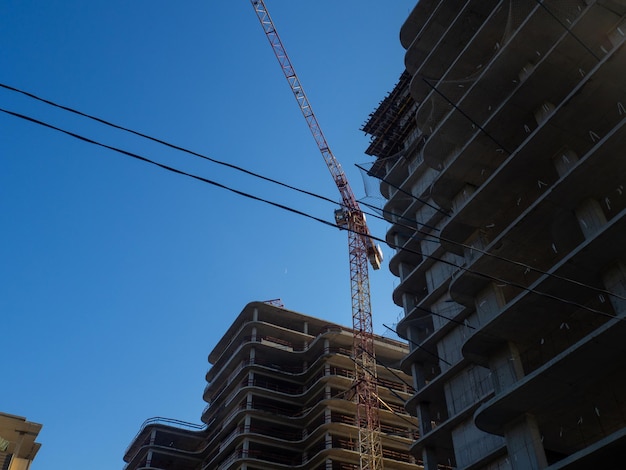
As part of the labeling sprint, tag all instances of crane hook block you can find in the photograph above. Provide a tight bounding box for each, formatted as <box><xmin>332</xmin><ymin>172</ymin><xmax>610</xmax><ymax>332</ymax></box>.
<box><xmin>368</xmin><ymin>244</ymin><xmax>383</xmax><ymax>270</ymax></box>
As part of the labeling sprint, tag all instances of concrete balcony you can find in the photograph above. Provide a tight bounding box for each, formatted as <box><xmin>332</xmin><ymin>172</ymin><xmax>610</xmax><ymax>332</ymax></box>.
<box><xmin>462</xmin><ymin>207</ymin><xmax>626</xmax><ymax>366</ymax></box>
<box><xmin>381</xmin><ymin>151</ymin><xmax>434</xmax><ymax>223</ymax></box>
<box><xmin>392</xmin><ymin>249</ymin><xmax>455</xmax><ymax>312</ymax></box>
<box><xmin>412</xmin><ymin>0</ymin><xmax>507</xmax><ymax>140</ymax></box>
<box><xmin>406</xmin><ymin>0</ymin><xmax>503</xmax><ymax>106</ymax></box>
<box><xmin>123</xmin><ymin>419</ymin><xmax>206</xmax><ymax>470</ymax></box>
<box><xmin>404</xmin><ymin>0</ymin><xmax>469</xmax><ymax>74</ymax></box>
<box><xmin>379</xmin><ymin>153</ymin><xmax>410</xmax><ymax>201</ymax></box>
<box><xmin>398</xmin><ymin>302</ymin><xmax>472</xmax><ymax>368</ymax></box>
<box><xmin>446</xmin><ymin>118</ymin><xmax>626</xmax><ymax>306</ymax></box>
<box><xmin>438</xmin><ymin>75</ymin><xmax>626</xmax><ymax>259</ymax></box>
<box><xmin>387</xmin><ymin>232</ymin><xmax>423</xmax><ymax>279</ymax></box>
<box><xmin>473</xmin><ymin>317</ymin><xmax>626</xmax><ymax>464</ymax></box>
<box><xmin>425</xmin><ymin>1</ymin><xmax>624</xmax><ymax>210</ymax></box>
<box><xmin>547</xmin><ymin>427</ymin><xmax>626</xmax><ymax>469</ymax></box>
<box><xmin>400</xmin><ymin>0</ymin><xmax>446</xmax><ymax>50</ymax></box>
<box><xmin>409</xmin><ymin>393</ymin><xmax>493</xmax><ymax>466</ymax></box>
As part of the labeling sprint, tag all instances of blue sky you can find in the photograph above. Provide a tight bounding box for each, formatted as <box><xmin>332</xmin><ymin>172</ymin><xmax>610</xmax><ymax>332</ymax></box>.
<box><xmin>1</xmin><ymin>1</ymin><xmax>415</xmax><ymax>468</ymax></box>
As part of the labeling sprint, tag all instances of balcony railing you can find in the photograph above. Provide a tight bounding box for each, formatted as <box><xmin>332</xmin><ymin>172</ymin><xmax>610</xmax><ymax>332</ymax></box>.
<box><xmin>124</xmin><ymin>417</ymin><xmax>206</xmax><ymax>463</ymax></box>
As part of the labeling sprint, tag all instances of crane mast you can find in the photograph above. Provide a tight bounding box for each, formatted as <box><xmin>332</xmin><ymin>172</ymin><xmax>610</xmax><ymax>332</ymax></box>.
<box><xmin>250</xmin><ymin>2</ymin><xmax>383</xmax><ymax>469</ymax></box>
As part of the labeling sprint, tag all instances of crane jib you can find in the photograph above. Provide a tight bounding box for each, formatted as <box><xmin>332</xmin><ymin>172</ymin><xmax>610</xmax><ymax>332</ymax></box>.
<box><xmin>250</xmin><ymin>1</ymin><xmax>385</xmax><ymax>468</ymax></box>
<box><xmin>251</xmin><ymin>0</ymin><xmax>383</xmax><ymax>470</ymax></box>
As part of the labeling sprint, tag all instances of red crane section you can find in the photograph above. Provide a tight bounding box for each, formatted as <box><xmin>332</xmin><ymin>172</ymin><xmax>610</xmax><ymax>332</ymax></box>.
<box><xmin>250</xmin><ymin>2</ymin><xmax>384</xmax><ymax>469</ymax></box>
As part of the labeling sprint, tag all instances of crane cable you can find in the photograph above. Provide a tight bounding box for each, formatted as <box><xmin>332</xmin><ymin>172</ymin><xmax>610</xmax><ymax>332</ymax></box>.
<box><xmin>3</xmin><ymin>81</ymin><xmax>623</xmax><ymax>307</ymax></box>
<box><xmin>0</xmin><ymin>106</ymin><xmax>338</xmax><ymax>231</ymax></box>
<box><xmin>1</xmin><ymin>104</ymin><xmax>623</xmax><ymax>323</ymax></box>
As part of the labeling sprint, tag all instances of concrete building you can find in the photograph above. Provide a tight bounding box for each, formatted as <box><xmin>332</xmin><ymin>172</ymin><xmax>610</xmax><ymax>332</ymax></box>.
<box><xmin>363</xmin><ymin>1</ymin><xmax>626</xmax><ymax>469</ymax></box>
<box><xmin>123</xmin><ymin>301</ymin><xmax>420</xmax><ymax>469</ymax></box>
<box><xmin>0</xmin><ymin>412</ymin><xmax>42</xmax><ymax>470</ymax></box>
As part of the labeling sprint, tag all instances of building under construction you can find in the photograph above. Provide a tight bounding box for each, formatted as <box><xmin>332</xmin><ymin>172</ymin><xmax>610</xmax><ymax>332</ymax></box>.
<box><xmin>123</xmin><ymin>301</ymin><xmax>420</xmax><ymax>469</ymax></box>
<box><xmin>363</xmin><ymin>0</ymin><xmax>626</xmax><ymax>469</ymax></box>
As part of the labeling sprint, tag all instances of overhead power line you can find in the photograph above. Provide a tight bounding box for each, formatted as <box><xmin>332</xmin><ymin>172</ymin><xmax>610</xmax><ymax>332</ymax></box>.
<box><xmin>0</xmin><ymin>82</ymin><xmax>340</xmax><ymax>209</ymax></box>
<box><xmin>2</xmin><ymin>104</ymin><xmax>622</xmax><ymax>324</ymax></box>
<box><xmin>4</xmin><ymin>81</ymin><xmax>622</xmax><ymax>306</ymax></box>
<box><xmin>359</xmin><ymin>121</ymin><xmax>626</xmax><ymax>303</ymax></box>
<box><xmin>0</xmin><ymin>106</ymin><xmax>338</xmax><ymax>231</ymax></box>
<box><xmin>3</xmin><ymin>81</ymin><xmax>425</xmax><ymax>230</ymax></box>
<box><xmin>359</xmin><ymin>164</ymin><xmax>626</xmax><ymax>304</ymax></box>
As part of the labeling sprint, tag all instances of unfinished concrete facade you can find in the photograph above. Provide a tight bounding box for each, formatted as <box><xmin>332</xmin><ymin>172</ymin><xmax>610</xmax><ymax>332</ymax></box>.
<box><xmin>363</xmin><ymin>1</ymin><xmax>626</xmax><ymax>469</ymax></box>
<box><xmin>123</xmin><ymin>301</ymin><xmax>420</xmax><ymax>469</ymax></box>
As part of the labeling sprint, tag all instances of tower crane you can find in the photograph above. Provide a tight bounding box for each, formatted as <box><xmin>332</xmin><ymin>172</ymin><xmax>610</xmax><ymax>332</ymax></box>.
<box><xmin>250</xmin><ymin>2</ymin><xmax>384</xmax><ymax>469</ymax></box>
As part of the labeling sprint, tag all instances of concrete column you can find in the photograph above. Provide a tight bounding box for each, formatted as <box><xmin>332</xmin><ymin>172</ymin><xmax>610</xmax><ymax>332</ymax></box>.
<box><xmin>422</xmin><ymin>446</ymin><xmax>439</xmax><ymax>470</ymax></box>
<box><xmin>325</xmin><ymin>431</ymin><xmax>332</xmax><ymax>449</ymax></box>
<box><xmin>417</xmin><ymin>402</ymin><xmax>433</xmax><ymax>435</ymax></box>
<box><xmin>475</xmin><ymin>283</ymin><xmax>504</xmax><ymax>325</ymax></box>
<box><xmin>251</xmin><ymin>326</ymin><xmax>257</xmax><ymax>342</ymax></box>
<box><xmin>402</xmin><ymin>292</ymin><xmax>414</xmax><ymax>312</ymax></box>
<box><xmin>246</xmin><ymin>392</ymin><xmax>253</xmax><ymax>410</ymax></box>
<box><xmin>400</xmin><ymin>261</ymin><xmax>415</xmax><ymax>281</ymax></box>
<box><xmin>575</xmin><ymin>198</ymin><xmax>607</xmax><ymax>238</ymax></box>
<box><xmin>242</xmin><ymin>438</ymin><xmax>250</xmax><ymax>458</ymax></box>
<box><xmin>504</xmin><ymin>414</ymin><xmax>547</xmax><ymax>469</ymax></box>
<box><xmin>303</xmin><ymin>321</ymin><xmax>308</xmax><ymax>334</ymax></box>
<box><xmin>149</xmin><ymin>428</ymin><xmax>156</xmax><ymax>445</ymax></box>
<box><xmin>324</xmin><ymin>338</ymin><xmax>330</xmax><ymax>354</ymax></box>
<box><xmin>411</xmin><ymin>362</ymin><xmax>427</xmax><ymax>390</ymax></box>
<box><xmin>489</xmin><ymin>342</ymin><xmax>524</xmax><ymax>395</ymax></box>
<box><xmin>552</xmin><ymin>148</ymin><xmax>578</xmax><ymax>177</ymax></box>
<box><xmin>603</xmin><ymin>263</ymin><xmax>626</xmax><ymax>316</ymax></box>
<box><xmin>406</xmin><ymin>324</ymin><xmax>419</xmax><ymax>353</ymax></box>
<box><xmin>146</xmin><ymin>450</ymin><xmax>153</xmax><ymax>467</ymax></box>
<box><xmin>252</xmin><ymin>307</ymin><xmax>258</xmax><ymax>321</ymax></box>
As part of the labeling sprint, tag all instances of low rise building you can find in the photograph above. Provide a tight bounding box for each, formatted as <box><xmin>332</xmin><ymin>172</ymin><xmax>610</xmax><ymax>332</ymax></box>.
<box><xmin>0</xmin><ymin>412</ymin><xmax>42</xmax><ymax>470</ymax></box>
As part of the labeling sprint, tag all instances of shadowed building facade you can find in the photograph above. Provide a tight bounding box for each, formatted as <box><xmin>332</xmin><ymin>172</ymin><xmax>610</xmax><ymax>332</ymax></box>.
<box><xmin>363</xmin><ymin>1</ymin><xmax>626</xmax><ymax>469</ymax></box>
